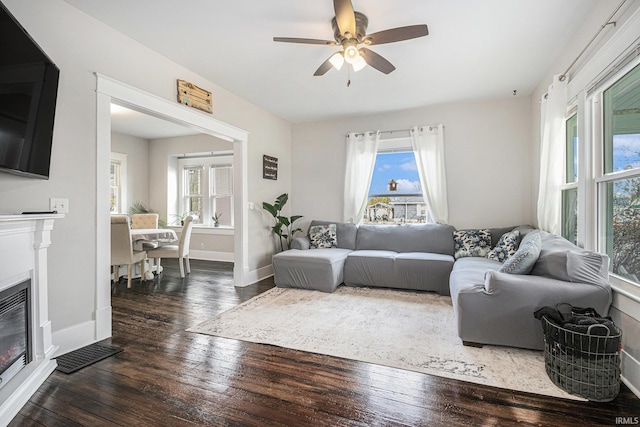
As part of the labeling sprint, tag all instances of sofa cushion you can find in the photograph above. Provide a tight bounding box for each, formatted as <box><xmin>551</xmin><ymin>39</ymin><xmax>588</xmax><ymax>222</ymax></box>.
<box><xmin>273</xmin><ymin>248</ymin><xmax>352</xmax><ymax>293</ymax></box>
<box><xmin>531</xmin><ymin>231</ymin><xmax>609</xmax><ymax>287</ymax></box>
<box><xmin>499</xmin><ymin>231</ymin><xmax>541</xmax><ymax>275</ymax></box>
<box><xmin>394</xmin><ymin>252</ymin><xmax>454</xmax><ymax>295</ymax></box>
<box><xmin>309</xmin><ymin>223</ymin><xmax>338</xmax><ymax>249</ymax></box>
<box><xmin>344</xmin><ymin>250</ymin><xmax>397</xmax><ymax>288</ymax></box>
<box><xmin>355</xmin><ymin>223</ymin><xmax>456</xmax><ymax>255</ymax></box>
<box><xmin>487</xmin><ymin>229</ymin><xmax>520</xmax><ymax>263</ymax></box>
<box><xmin>453</xmin><ymin>229</ymin><xmax>492</xmax><ymax>259</ymax></box>
<box><xmin>309</xmin><ymin>220</ymin><xmax>357</xmax><ymax>250</ymax></box>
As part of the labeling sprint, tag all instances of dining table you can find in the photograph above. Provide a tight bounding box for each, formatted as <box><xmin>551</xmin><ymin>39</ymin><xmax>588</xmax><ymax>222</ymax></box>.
<box><xmin>129</xmin><ymin>228</ymin><xmax>178</xmax><ymax>279</ymax></box>
<box><xmin>130</xmin><ymin>228</ymin><xmax>177</xmax><ymax>250</ymax></box>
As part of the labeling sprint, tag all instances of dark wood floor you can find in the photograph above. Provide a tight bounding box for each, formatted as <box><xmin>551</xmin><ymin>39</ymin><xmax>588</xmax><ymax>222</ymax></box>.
<box><xmin>11</xmin><ymin>259</ymin><xmax>640</xmax><ymax>426</ymax></box>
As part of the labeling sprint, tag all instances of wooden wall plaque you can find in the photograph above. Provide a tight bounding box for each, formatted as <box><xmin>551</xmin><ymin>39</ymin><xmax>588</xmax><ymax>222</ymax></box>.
<box><xmin>263</xmin><ymin>155</ymin><xmax>278</xmax><ymax>180</ymax></box>
<box><xmin>177</xmin><ymin>79</ymin><xmax>212</xmax><ymax>113</ymax></box>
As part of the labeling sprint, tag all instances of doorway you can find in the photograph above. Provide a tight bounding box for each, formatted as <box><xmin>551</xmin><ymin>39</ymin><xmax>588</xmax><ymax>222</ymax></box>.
<box><xmin>94</xmin><ymin>74</ymin><xmax>249</xmax><ymax>340</ymax></box>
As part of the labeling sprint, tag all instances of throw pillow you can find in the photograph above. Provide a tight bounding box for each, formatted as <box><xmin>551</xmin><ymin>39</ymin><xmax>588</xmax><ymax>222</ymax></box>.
<box><xmin>309</xmin><ymin>224</ymin><xmax>338</xmax><ymax>249</ymax></box>
<box><xmin>487</xmin><ymin>229</ymin><xmax>520</xmax><ymax>263</ymax></box>
<box><xmin>499</xmin><ymin>231</ymin><xmax>541</xmax><ymax>274</ymax></box>
<box><xmin>453</xmin><ymin>229</ymin><xmax>492</xmax><ymax>259</ymax></box>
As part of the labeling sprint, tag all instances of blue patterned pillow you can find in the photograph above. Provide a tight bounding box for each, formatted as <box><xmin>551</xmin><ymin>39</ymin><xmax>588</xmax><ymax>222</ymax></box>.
<box><xmin>487</xmin><ymin>229</ymin><xmax>520</xmax><ymax>263</ymax></box>
<box><xmin>453</xmin><ymin>229</ymin><xmax>491</xmax><ymax>259</ymax></box>
<box><xmin>309</xmin><ymin>224</ymin><xmax>338</xmax><ymax>249</ymax></box>
<box><xmin>499</xmin><ymin>232</ymin><xmax>541</xmax><ymax>274</ymax></box>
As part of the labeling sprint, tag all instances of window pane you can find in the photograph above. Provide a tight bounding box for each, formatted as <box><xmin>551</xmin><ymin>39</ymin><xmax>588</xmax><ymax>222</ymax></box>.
<box><xmin>187</xmin><ymin>196</ymin><xmax>203</xmax><ymax>223</ymax></box>
<box><xmin>603</xmin><ymin>178</ymin><xmax>640</xmax><ymax>284</ymax></box>
<box><xmin>213</xmin><ymin>196</ymin><xmax>233</xmax><ymax>226</ymax></box>
<box><xmin>185</xmin><ymin>167</ymin><xmax>202</xmax><ymax>196</ymax></box>
<box><xmin>365</xmin><ymin>151</ymin><xmax>426</xmax><ymax>224</ymax></box>
<box><xmin>603</xmin><ymin>63</ymin><xmax>640</xmax><ymax>174</ymax></box>
<box><xmin>212</xmin><ymin>166</ymin><xmax>232</xmax><ymax>195</ymax></box>
<box><xmin>566</xmin><ymin>114</ymin><xmax>577</xmax><ymax>183</ymax></box>
<box><xmin>561</xmin><ymin>188</ymin><xmax>577</xmax><ymax>245</ymax></box>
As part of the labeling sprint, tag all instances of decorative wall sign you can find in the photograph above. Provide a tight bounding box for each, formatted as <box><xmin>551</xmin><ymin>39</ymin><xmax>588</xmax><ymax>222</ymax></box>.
<box><xmin>177</xmin><ymin>79</ymin><xmax>212</xmax><ymax>113</ymax></box>
<box><xmin>263</xmin><ymin>155</ymin><xmax>278</xmax><ymax>180</ymax></box>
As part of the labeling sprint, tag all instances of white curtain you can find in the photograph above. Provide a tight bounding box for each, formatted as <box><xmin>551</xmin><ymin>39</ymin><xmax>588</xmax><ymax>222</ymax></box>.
<box><xmin>343</xmin><ymin>131</ymin><xmax>380</xmax><ymax>223</ymax></box>
<box><xmin>410</xmin><ymin>124</ymin><xmax>449</xmax><ymax>224</ymax></box>
<box><xmin>537</xmin><ymin>74</ymin><xmax>567</xmax><ymax>234</ymax></box>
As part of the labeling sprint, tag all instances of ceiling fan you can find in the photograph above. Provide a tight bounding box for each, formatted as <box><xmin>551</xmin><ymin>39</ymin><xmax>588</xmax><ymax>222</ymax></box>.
<box><xmin>273</xmin><ymin>0</ymin><xmax>429</xmax><ymax>76</ymax></box>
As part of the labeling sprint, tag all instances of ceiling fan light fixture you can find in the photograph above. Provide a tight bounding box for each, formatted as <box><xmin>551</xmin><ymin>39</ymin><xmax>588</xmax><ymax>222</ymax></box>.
<box><xmin>352</xmin><ymin>55</ymin><xmax>367</xmax><ymax>72</ymax></box>
<box><xmin>343</xmin><ymin>44</ymin><xmax>360</xmax><ymax>64</ymax></box>
<box><xmin>329</xmin><ymin>52</ymin><xmax>345</xmax><ymax>70</ymax></box>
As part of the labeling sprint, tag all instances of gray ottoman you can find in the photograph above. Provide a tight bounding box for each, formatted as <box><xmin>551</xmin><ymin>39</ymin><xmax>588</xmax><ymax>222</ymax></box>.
<box><xmin>272</xmin><ymin>248</ymin><xmax>352</xmax><ymax>292</ymax></box>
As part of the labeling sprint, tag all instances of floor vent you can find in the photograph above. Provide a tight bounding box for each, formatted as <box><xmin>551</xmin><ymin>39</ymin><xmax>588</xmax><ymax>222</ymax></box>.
<box><xmin>55</xmin><ymin>342</ymin><xmax>123</xmax><ymax>374</ymax></box>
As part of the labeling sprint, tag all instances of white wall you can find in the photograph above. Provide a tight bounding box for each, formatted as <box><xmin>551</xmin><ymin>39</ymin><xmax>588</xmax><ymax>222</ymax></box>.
<box><xmin>111</xmin><ymin>131</ymin><xmax>150</xmax><ymax>210</ymax></box>
<box><xmin>291</xmin><ymin>97</ymin><xmax>533</xmax><ymax>231</ymax></box>
<box><xmin>0</xmin><ymin>0</ymin><xmax>291</xmax><ymax>350</ymax></box>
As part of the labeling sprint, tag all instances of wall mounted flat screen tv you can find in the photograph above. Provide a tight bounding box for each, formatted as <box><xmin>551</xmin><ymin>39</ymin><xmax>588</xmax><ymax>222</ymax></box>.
<box><xmin>0</xmin><ymin>1</ymin><xmax>59</xmax><ymax>179</ymax></box>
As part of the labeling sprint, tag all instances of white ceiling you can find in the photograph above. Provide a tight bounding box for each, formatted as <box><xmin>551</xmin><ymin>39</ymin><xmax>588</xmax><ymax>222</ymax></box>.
<box><xmin>65</xmin><ymin>0</ymin><xmax>599</xmax><ymax>125</ymax></box>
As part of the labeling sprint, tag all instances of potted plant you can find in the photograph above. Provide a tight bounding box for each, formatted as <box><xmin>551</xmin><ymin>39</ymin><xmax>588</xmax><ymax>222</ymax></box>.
<box><xmin>212</xmin><ymin>212</ymin><xmax>222</xmax><ymax>227</ymax></box>
<box><xmin>171</xmin><ymin>211</ymin><xmax>197</xmax><ymax>226</ymax></box>
<box><xmin>262</xmin><ymin>193</ymin><xmax>303</xmax><ymax>252</ymax></box>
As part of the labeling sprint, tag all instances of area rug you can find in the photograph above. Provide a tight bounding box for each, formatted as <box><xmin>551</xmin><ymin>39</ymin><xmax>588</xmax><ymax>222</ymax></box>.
<box><xmin>188</xmin><ymin>286</ymin><xmax>581</xmax><ymax>400</ymax></box>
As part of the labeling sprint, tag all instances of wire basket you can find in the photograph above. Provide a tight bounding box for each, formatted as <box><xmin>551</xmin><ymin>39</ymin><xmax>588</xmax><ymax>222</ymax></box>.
<box><xmin>541</xmin><ymin>315</ymin><xmax>622</xmax><ymax>402</ymax></box>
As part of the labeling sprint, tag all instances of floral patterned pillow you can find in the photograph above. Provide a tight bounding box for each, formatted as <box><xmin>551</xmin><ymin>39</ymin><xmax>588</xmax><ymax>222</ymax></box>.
<box><xmin>309</xmin><ymin>224</ymin><xmax>338</xmax><ymax>249</ymax></box>
<box><xmin>453</xmin><ymin>229</ymin><xmax>491</xmax><ymax>259</ymax></box>
<box><xmin>487</xmin><ymin>229</ymin><xmax>520</xmax><ymax>263</ymax></box>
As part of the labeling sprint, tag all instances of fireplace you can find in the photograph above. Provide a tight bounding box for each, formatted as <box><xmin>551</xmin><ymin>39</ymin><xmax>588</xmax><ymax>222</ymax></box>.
<box><xmin>0</xmin><ymin>279</ymin><xmax>31</xmax><ymax>390</ymax></box>
<box><xmin>0</xmin><ymin>214</ymin><xmax>60</xmax><ymax>425</ymax></box>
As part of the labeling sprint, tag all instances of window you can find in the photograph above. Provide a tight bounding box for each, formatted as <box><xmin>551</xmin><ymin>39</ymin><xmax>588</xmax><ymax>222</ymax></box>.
<box><xmin>365</xmin><ymin>141</ymin><xmax>426</xmax><ymax>224</ymax></box>
<box><xmin>561</xmin><ymin>114</ymin><xmax>578</xmax><ymax>244</ymax></box>
<box><xmin>178</xmin><ymin>154</ymin><xmax>233</xmax><ymax>227</ymax></box>
<box><xmin>598</xmin><ymin>62</ymin><xmax>640</xmax><ymax>285</ymax></box>
<box><xmin>109</xmin><ymin>152</ymin><xmax>127</xmax><ymax>214</ymax></box>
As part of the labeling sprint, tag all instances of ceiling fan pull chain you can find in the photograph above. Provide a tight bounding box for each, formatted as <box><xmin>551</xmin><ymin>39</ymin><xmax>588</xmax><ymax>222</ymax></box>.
<box><xmin>347</xmin><ymin>66</ymin><xmax>351</xmax><ymax>87</ymax></box>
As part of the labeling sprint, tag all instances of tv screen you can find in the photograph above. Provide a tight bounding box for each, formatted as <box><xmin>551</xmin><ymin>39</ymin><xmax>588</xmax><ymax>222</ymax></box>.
<box><xmin>0</xmin><ymin>2</ymin><xmax>59</xmax><ymax>179</ymax></box>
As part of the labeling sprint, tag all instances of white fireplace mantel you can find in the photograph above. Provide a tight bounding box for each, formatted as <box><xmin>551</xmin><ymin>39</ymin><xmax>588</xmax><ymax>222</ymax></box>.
<box><xmin>0</xmin><ymin>213</ymin><xmax>62</xmax><ymax>426</ymax></box>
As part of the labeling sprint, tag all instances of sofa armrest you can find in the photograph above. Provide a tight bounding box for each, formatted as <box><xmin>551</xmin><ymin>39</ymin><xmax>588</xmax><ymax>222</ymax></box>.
<box><xmin>291</xmin><ymin>236</ymin><xmax>311</xmax><ymax>250</ymax></box>
<box><xmin>483</xmin><ymin>270</ymin><xmax>612</xmax><ymax>313</ymax></box>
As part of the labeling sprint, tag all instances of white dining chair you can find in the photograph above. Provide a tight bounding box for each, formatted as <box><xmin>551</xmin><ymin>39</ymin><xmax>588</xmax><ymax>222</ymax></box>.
<box><xmin>111</xmin><ymin>215</ymin><xmax>147</xmax><ymax>288</ymax></box>
<box><xmin>147</xmin><ymin>215</ymin><xmax>195</xmax><ymax>278</ymax></box>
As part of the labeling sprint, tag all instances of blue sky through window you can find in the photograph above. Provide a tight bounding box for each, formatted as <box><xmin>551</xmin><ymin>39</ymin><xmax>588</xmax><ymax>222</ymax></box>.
<box><xmin>369</xmin><ymin>152</ymin><xmax>422</xmax><ymax>196</ymax></box>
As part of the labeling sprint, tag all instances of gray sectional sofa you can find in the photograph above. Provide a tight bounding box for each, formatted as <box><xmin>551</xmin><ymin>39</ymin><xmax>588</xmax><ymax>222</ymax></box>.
<box><xmin>273</xmin><ymin>220</ymin><xmax>455</xmax><ymax>294</ymax></box>
<box><xmin>271</xmin><ymin>220</ymin><xmax>613</xmax><ymax>350</ymax></box>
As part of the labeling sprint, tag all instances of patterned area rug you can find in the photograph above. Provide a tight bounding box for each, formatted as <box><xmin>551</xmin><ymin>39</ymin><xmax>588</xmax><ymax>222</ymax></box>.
<box><xmin>188</xmin><ymin>286</ymin><xmax>581</xmax><ymax>400</ymax></box>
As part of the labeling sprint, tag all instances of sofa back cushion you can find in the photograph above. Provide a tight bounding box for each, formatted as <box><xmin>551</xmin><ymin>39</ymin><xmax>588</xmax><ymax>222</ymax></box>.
<box><xmin>530</xmin><ymin>231</ymin><xmax>610</xmax><ymax>288</ymax></box>
<box><xmin>309</xmin><ymin>220</ymin><xmax>358</xmax><ymax>250</ymax></box>
<box><xmin>356</xmin><ymin>223</ymin><xmax>456</xmax><ymax>255</ymax></box>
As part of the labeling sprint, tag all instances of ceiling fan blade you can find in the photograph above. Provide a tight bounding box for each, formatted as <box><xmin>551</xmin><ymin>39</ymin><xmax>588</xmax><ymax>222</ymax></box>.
<box><xmin>333</xmin><ymin>0</ymin><xmax>356</xmax><ymax>37</ymax></box>
<box><xmin>365</xmin><ymin>25</ymin><xmax>429</xmax><ymax>45</ymax></box>
<box><xmin>273</xmin><ymin>37</ymin><xmax>336</xmax><ymax>46</ymax></box>
<box><xmin>314</xmin><ymin>56</ymin><xmax>335</xmax><ymax>76</ymax></box>
<box><xmin>360</xmin><ymin>48</ymin><xmax>396</xmax><ymax>74</ymax></box>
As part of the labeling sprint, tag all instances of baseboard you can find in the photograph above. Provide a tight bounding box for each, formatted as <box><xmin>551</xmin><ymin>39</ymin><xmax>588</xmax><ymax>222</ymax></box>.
<box><xmin>236</xmin><ymin>264</ymin><xmax>273</xmax><ymax>287</ymax></box>
<box><xmin>52</xmin><ymin>320</ymin><xmax>96</xmax><ymax>357</ymax></box>
<box><xmin>190</xmin><ymin>249</ymin><xmax>234</xmax><ymax>262</ymax></box>
<box><xmin>622</xmin><ymin>349</ymin><xmax>640</xmax><ymax>399</ymax></box>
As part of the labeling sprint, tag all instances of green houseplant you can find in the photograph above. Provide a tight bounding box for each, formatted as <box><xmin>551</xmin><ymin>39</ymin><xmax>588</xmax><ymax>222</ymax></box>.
<box><xmin>212</xmin><ymin>212</ymin><xmax>222</xmax><ymax>227</ymax></box>
<box><xmin>263</xmin><ymin>193</ymin><xmax>303</xmax><ymax>252</ymax></box>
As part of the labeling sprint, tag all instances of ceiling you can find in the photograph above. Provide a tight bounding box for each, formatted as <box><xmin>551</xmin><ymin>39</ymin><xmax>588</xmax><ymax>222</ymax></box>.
<box><xmin>64</xmin><ymin>0</ymin><xmax>599</xmax><ymax>125</ymax></box>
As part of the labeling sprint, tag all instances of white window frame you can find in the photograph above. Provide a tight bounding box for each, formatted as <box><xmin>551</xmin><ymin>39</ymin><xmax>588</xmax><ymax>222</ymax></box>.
<box><xmin>109</xmin><ymin>152</ymin><xmax>127</xmax><ymax>214</ymax></box>
<box><xmin>177</xmin><ymin>153</ymin><xmax>233</xmax><ymax>228</ymax></box>
<box><xmin>590</xmin><ymin>58</ymin><xmax>640</xmax><ymax>292</ymax></box>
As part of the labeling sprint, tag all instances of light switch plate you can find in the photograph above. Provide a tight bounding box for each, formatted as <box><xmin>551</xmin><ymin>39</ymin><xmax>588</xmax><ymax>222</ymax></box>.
<box><xmin>49</xmin><ymin>198</ymin><xmax>69</xmax><ymax>214</ymax></box>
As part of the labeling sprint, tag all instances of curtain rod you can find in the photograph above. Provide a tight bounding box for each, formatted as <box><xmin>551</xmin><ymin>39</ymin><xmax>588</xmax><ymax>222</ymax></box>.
<box><xmin>348</xmin><ymin>126</ymin><xmax>438</xmax><ymax>138</ymax></box>
<box><xmin>559</xmin><ymin>0</ymin><xmax>628</xmax><ymax>83</ymax></box>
